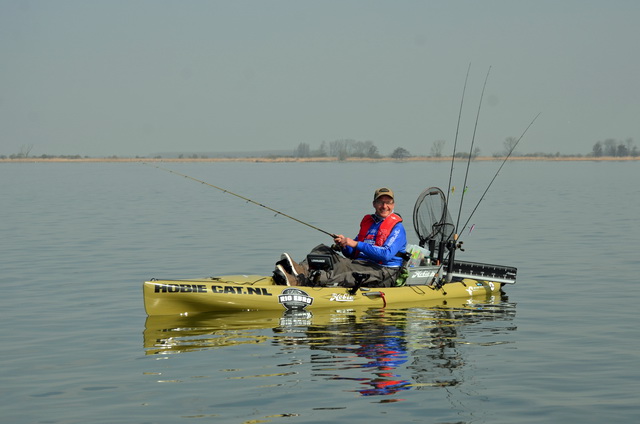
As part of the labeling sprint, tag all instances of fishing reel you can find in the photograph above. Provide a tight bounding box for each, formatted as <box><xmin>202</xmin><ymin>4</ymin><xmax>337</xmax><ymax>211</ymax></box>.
<box><xmin>444</xmin><ymin>237</ymin><xmax>464</xmax><ymax>255</ymax></box>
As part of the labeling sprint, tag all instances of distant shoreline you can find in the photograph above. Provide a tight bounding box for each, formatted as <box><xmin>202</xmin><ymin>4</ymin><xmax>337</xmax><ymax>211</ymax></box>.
<box><xmin>1</xmin><ymin>156</ymin><xmax>639</xmax><ymax>163</ymax></box>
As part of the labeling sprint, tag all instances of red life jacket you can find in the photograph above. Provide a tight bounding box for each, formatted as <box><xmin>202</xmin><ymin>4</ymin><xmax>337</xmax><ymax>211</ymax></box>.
<box><xmin>356</xmin><ymin>213</ymin><xmax>403</xmax><ymax>246</ymax></box>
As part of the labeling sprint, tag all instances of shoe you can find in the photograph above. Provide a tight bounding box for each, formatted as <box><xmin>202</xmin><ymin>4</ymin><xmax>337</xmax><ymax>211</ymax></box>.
<box><xmin>273</xmin><ymin>266</ymin><xmax>287</xmax><ymax>285</ymax></box>
<box><xmin>281</xmin><ymin>253</ymin><xmax>305</xmax><ymax>277</ymax></box>
<box><xmin>276</xmin><ymin>264</ymin><xmax>296</xmax><ymax>286</ymax></box>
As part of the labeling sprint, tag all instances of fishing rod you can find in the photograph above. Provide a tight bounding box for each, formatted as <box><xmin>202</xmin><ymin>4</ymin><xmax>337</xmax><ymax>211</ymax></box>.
<box><xmin>436</xmin><ymin>66</ymin><xmax>491</xmax><ymax>283</ymax></box>
<box><xmin>427</xmin><ymin>66</ymin><xmax>489</xmax><ymax>287</ymax></box>
<box><xmin>454</xmin><ymin>66</ymin><xmax>491</xmax><ymax>237</ymax></box>
<box><xmin>438</xmin><ymin>66</ymin><xmax>539</xmax><ymax>285</ymax></box>
<box><xmin>142</xmin><ymin>162</ymin><xmax>338</xmax><ymax>239</ymax></box>
<box><xmin>446</xmin><ymin>62</ymin><xmax>471</xmax><ymax>207</ymax></box>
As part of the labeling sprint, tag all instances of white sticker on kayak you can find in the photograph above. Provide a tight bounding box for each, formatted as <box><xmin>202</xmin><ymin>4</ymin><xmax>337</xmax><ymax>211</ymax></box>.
<box><xmin>278</xmin><ymin>288</ymin><xmax>314</xmax><ymax>310</ymax></box>
<box><xmin>330</xmin><ymin>293</ymin><xmax>355</xmax><ymax>302</ymax></box>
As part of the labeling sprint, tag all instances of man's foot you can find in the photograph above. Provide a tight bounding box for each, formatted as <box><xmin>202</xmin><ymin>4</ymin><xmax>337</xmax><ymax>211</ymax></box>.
<box><xmin>273</xmin><ymin>266</ymin><xmax>288</xmax><ymax>285</ymax></box>
<box><xmin>275</xmin><ymin>264</ymin><xmax>297</xmax><ymax>286</ymax></box>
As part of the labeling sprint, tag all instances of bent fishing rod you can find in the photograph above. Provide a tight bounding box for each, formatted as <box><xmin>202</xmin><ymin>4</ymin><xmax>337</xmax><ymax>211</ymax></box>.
<box><xmin>142</xmin><ymin>162</ymin><xmax>338</xmax><ymax>239</ymax></box>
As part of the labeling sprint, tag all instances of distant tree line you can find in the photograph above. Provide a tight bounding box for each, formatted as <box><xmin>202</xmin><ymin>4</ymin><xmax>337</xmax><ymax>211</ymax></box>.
<box><xmin>178</xmin><ymin>153</ymin><xmax>210</xmax><ymax>159</ymax></box>
<box><xmin>1</xmin><ymin>153</ymin><xmax>88</xmax><ymax>160</ymax></box>
<box><xmin>591</xmin><ymin>138</ymin><xmax>638</xmax><ymax>157</ymax></box>
<box><xmin>294</xmin><ymin>139</ymin><xmax>386</xmax><ymax>160</ymax></box>
<box><xmin>290</xmin><ymin>136</ymin><xmax>638</xmax><ymax>160</ymax></box>
<box><xmin>293</xmin><ymin>140</ymin><xmax>426</xmax><ymax>160</ymax></box>
<box><xmin>2</xmin><ymin>137</ymin><xmax>638</xmax><ymax>160</ymax></box>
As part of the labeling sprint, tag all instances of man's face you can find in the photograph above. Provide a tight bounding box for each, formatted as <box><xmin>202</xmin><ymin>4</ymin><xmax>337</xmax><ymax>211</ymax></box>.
<box><xmin>373</xmin><ymin>195</ymin><xmax>394</xmax><ymax>218</ymax></box>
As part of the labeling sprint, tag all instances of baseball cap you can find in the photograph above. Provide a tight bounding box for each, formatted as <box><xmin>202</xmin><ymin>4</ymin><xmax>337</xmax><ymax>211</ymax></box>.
<box><xmin>373</xmin><ymin>187</ymin><xmax>394</xmax><ymax>201</ymax></box>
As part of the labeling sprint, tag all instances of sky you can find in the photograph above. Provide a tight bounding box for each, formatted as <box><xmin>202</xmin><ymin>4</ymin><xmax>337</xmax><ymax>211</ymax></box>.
<box><xmin>1</xmin><ymin>0</ymin><xmax>639</xmax><ymax>157</ymax></box>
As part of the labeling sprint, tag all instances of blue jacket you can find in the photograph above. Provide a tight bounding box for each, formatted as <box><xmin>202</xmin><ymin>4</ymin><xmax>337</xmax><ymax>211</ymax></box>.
<box><xmin>342</xmin><ymin>214</ymin><xmax>407</xmax><ymax>267</ymax></box>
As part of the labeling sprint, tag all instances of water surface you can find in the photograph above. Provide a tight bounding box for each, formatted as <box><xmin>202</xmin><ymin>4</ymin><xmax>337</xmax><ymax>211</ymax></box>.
<box><xmin>1</xmin><ymin>160</ymin><xmax>638</xmax><ymax>423</ymax></box>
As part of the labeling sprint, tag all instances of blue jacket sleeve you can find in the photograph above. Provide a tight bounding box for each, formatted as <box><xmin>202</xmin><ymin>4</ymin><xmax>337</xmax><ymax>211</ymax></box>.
<box><xmin>342</xmin><ymin>223</ymin><xmax>407</xmax><ymax>267</ymax></box>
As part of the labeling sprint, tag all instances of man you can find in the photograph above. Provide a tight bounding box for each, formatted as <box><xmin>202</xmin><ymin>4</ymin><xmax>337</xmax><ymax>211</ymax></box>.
<box><xmin>275</xmin><ymin>187</ymin><xmax>407</xmax><ymax>287</ymax></box>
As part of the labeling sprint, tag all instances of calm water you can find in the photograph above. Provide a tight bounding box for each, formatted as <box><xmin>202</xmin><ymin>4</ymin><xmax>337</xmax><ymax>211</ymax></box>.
<box><xmin>1</xmin><ymin>160</ymin><xmax>638</xmax><ymax>423</ymax></box>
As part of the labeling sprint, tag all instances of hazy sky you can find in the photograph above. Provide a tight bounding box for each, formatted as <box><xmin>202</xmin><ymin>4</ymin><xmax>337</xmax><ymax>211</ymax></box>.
<box><xmin>2</xmin><ymin>0</ymin><xmax>639</xmax><ymax>157</ymax></box>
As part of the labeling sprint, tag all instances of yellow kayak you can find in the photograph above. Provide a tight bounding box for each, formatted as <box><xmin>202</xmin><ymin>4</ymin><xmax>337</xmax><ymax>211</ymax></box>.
<box><xmin>143</xmin><ymin>264</ymin><xmax>512</xmax><ymax>316</ymax></box>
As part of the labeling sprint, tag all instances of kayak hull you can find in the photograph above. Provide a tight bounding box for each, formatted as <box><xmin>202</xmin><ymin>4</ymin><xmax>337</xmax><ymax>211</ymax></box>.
<box><xmin>143</xmin><ymin>275</ymin><xmax>504</xmax><ymax>316</ymax></box>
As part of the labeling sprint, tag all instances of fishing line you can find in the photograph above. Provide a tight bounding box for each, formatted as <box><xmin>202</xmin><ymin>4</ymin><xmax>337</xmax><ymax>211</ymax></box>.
<box><xmin>454</xmin><ymin>66</ymin><xmax>491</xmax><ymax>237</ymax></box>
<box><xmin>142</xmin><ymin>162</ymin><xmax>338</xmax><ymax>238</ymax></box>
<box><xmin>446</xmin><ymin>63</ymin><xmax>472</xmax><ymax>207</ymax></box>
